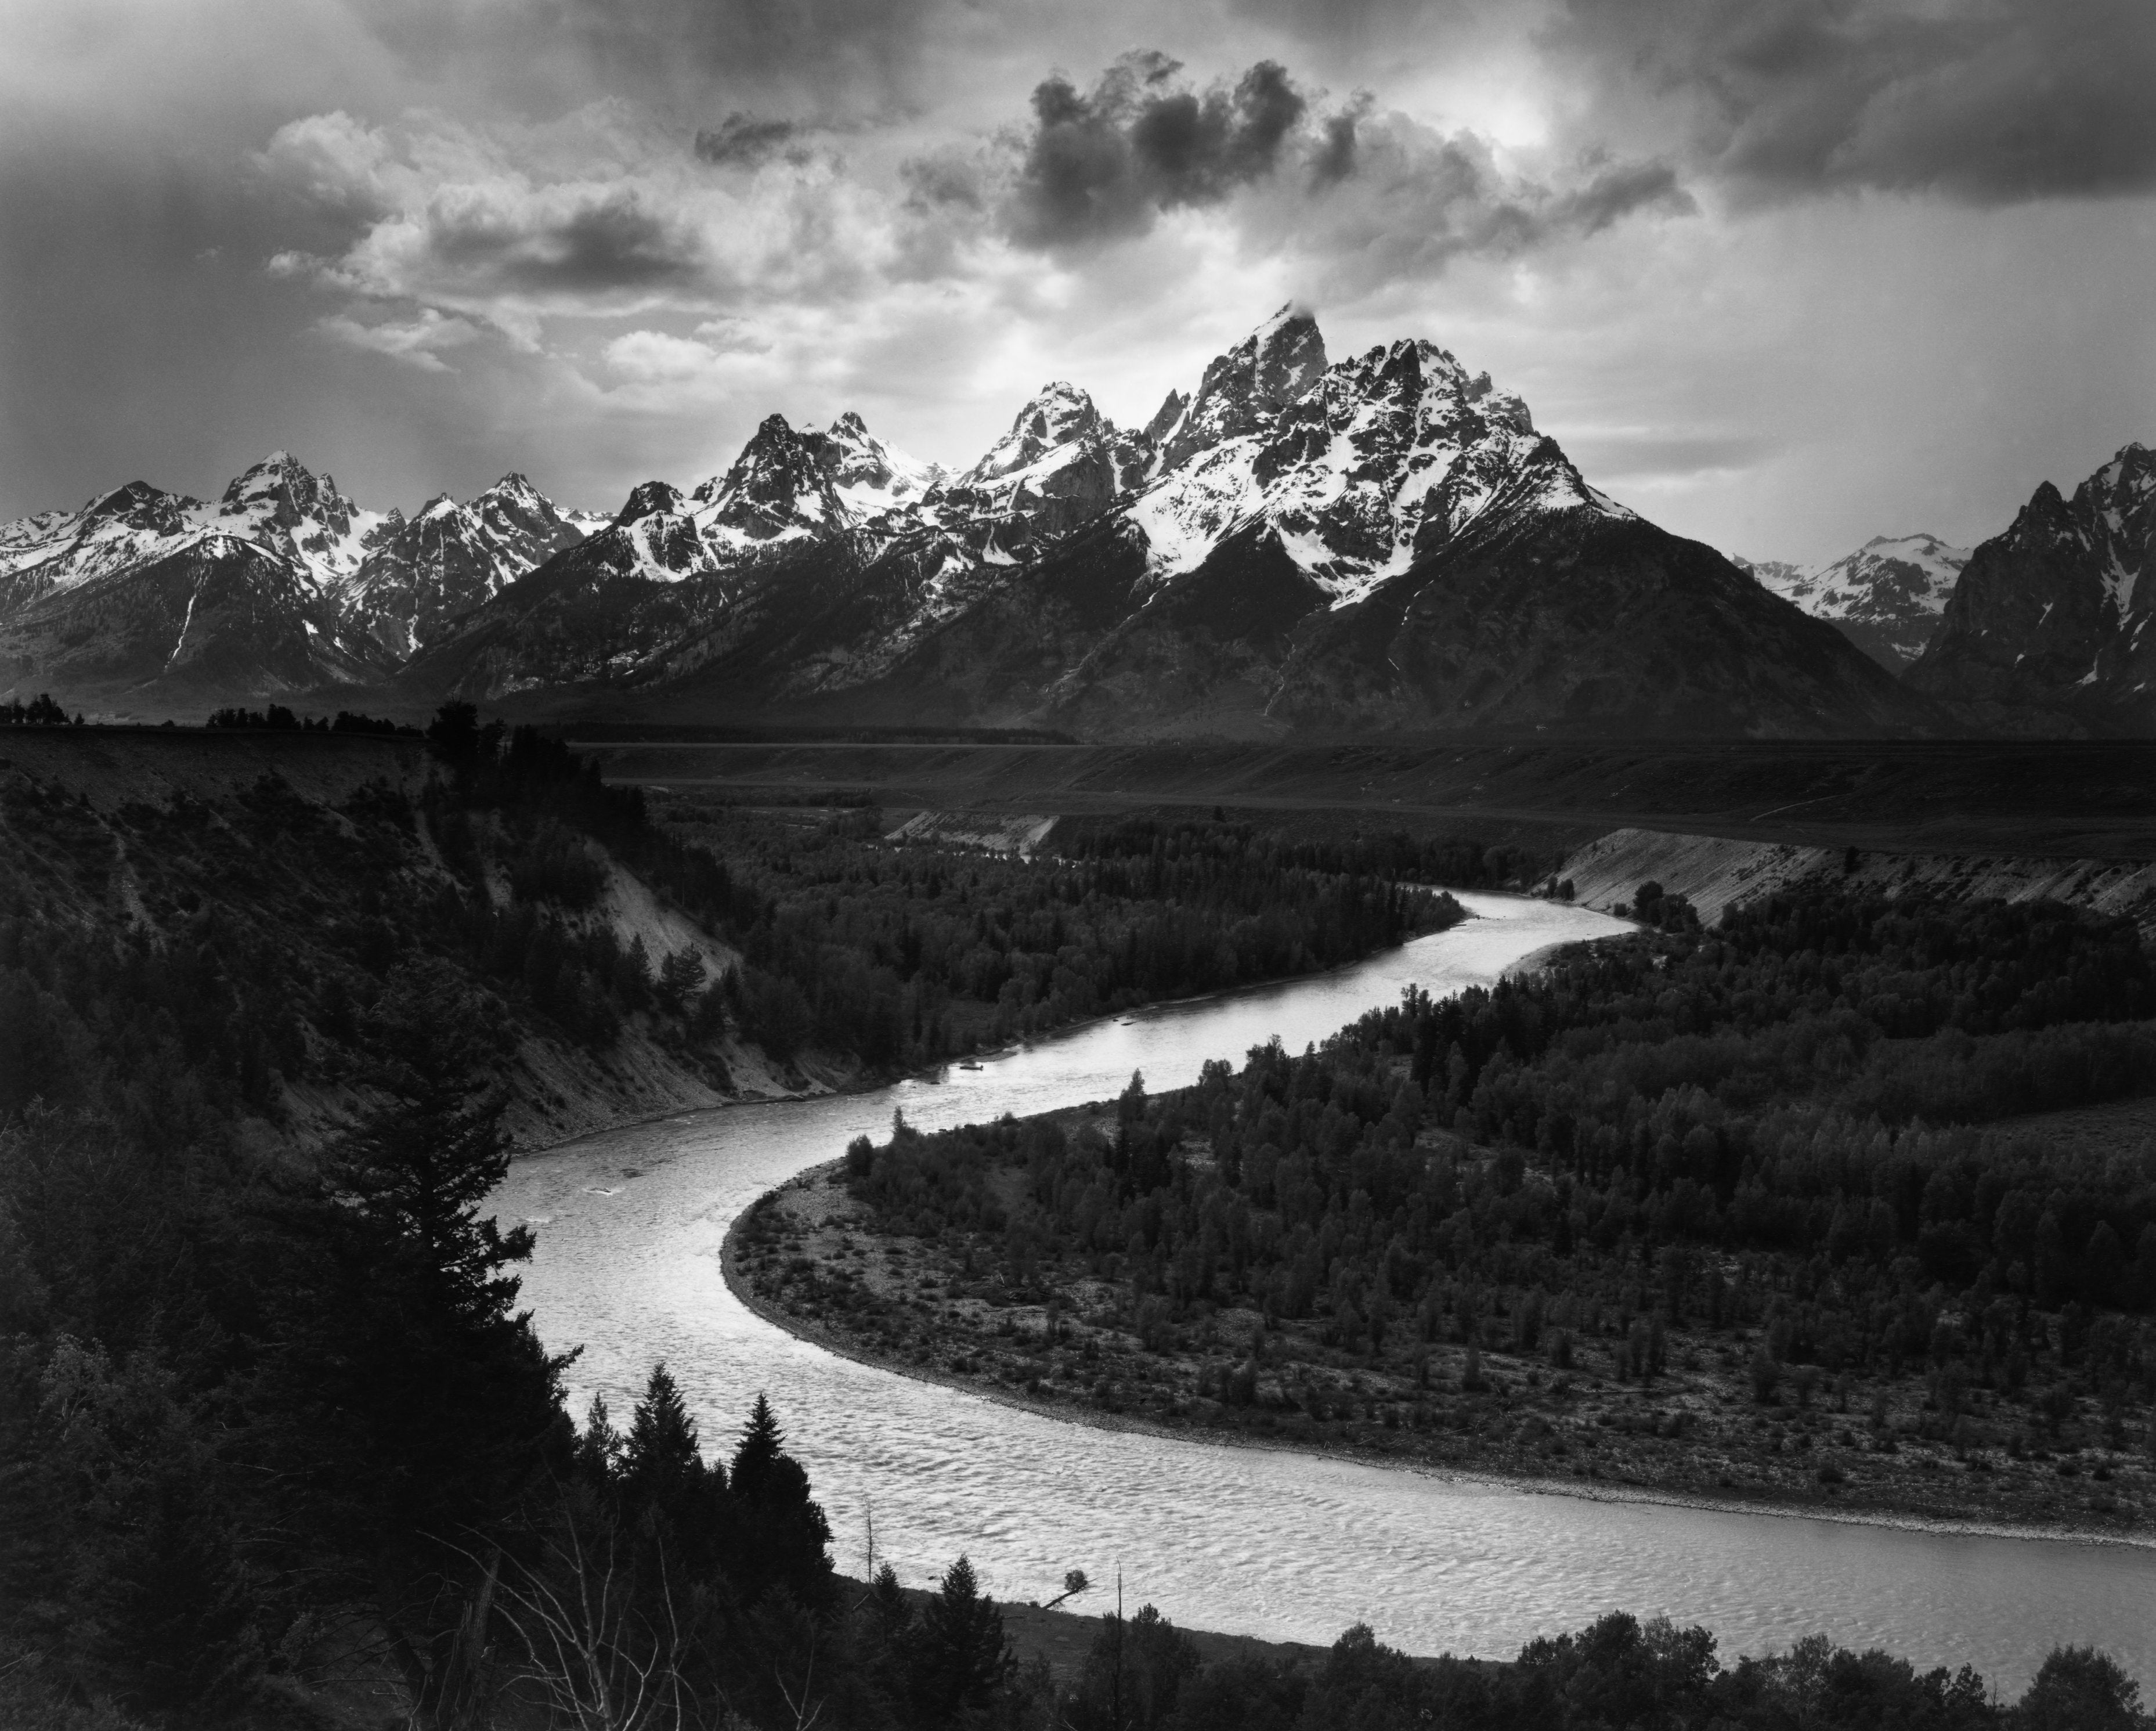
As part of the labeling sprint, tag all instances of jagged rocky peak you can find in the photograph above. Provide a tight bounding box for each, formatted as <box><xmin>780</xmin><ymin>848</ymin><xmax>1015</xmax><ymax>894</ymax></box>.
<box><xmin>2087</xmin><ymin>439</ymin><xmax>2155</xmax><ymax>499</ymax></box>
<box><xmin>694</xmin><ymin>413</ymin><xmax>850</xmax><ymax>539</ymax></box>
<box><xmin>471</xmin><ymin>471</ymin><xmax>579</xmax><ymax>539</ymax></box>
<box><xmin>1327</xmin><ymin>338</ymin><xmax>1534</xmax><ymax>439</ymax></box>
<box><xmin>207</xmin><ymin>450</ymin><xmax>388</xmax><ymax>585</ymax></box>
<box><xmin>1143</xmin><ymin>388</ymin><xmax>1189</xmax><ymax>443</ymax></box>
<box><xmin>1905</xmin><ymin>438</ymin><xmax>2156</xmax><ymax>727</ymax></box>
<box><xmin>961</xmin><ymin>383</ymin><xmax>1109</xmax><ymax>485</ymax></box>
<box><xmin>821</xmin><ymin>412</ymin><xmax>939</xmax><ymax>514</ymax></box>
<box><xmin>1160</xmin><ymin>305</ymin><xmax>1329</xmax><ymax>468</ymax></box>
<box><xmin>217</xmin><ymin>450</ymin><xmax>351</xmax><ymax>529</ymax></box>
<box><xmin>616</xmin><ymin>479</ymin><xmax>688</xmax><ymax>525</ymax></box>
<box><xmin>84</xmin><ymin>480</ymin><xmax>200</xmax><ymax>528</ymax></box>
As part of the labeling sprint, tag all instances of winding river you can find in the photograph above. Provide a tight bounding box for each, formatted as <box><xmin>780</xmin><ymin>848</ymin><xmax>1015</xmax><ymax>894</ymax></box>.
<box><xmin>493</xmin><ymin>894</ymin><xmax>2156</xmax><ymax>1693</ymax></box>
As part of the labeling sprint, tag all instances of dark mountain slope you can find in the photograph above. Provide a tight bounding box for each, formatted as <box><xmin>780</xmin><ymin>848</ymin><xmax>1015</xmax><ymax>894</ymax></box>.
<box><xmin>1267</xmin><ymin>500</ymin><xmax>1940</xmax><ymax>737</ymax></box>
<box><xmin>1906</xmin><ymin>443</ymin><xmax>2156</xmax><ymax>735</ymax></box>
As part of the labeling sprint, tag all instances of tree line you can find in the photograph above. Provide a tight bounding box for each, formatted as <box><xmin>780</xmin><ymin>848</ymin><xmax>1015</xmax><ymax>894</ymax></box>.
<box><xmin>843</xmin><ymin>883</ymin><xmax>2156</xmax><ymax>1462</ymax></box>
<box><xmin>648</xmin><ymin>806</ymin><xmax>1469</xmax><ymax>1069</ymax></box>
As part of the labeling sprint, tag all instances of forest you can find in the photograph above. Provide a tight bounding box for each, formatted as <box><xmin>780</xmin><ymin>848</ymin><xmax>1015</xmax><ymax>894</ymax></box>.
<box><xmin>6</xmin><ymin>714</ymin><xmax>2153</xmax><ymax>1724</ymax></box>
<box><xmin>665</xmin><ymin>807</ymin><xmax>1476</xmax><ymax>1068</ymax></box>
<box><xmin>761</xmin><ymin>882</ymin><xmax>2156</xmax><ymax>1529</ymax></box>
<box><xmin>0</xmin><ymin>716</ymin><xmax>1466</xmax><ymax>1725</ymax></box>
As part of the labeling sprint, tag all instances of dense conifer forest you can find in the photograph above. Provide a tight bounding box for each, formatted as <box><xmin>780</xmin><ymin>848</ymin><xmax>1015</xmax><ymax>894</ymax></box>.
<box><xmin>746</xmin><ymin>884</ymin><xmax>2156</xmax><ymax>1530</ymax></box>
<box><xmin>5</xmin><ymin>719</ymin><xmax>2152</xmax><ymax>1725</ymax></box>
<box><xmin>675</xmin><ymin>809</ymin><xmax>1477</xmax><ymax>1066</ymax></box>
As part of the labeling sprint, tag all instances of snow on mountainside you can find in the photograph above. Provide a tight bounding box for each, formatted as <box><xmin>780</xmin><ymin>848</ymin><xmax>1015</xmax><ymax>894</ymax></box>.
<box><xmin>0</xmin><ymin>482</ymin><xmax>209</xmax><ymax>613</ymax></box>
<box><xmin>5</xmin><ymin>306</ymin><xmax>1946</xmax><ymax>737</ymax></box>
<box><xmin>207</xmin><ymin>452</ymin><xmax>391</xmax><ymax>589</ymax></box>
<box><xmin>1738</xmin><ymin>533</ymin><xmax>1970</xmax><ymax>670</ymax></box>
<box><xmin>1125</xmin><ymin>311</ymin><xmax>1616</xmax><ymax>611</ymax></box>
<box><xmin>341</xmin><ymin>473</ymin><xmax>590</xmax><ymax>657</ymax></box>
<box><xmin>0</xmin><ymin>455</ymin><xmax>598</xmax><ymax>706</ymax></box>
<box><xmin>1908</xmin><ymin>442</ymin><xmax>2156</xmax><ymax>732</ymax></box>
<box><xmin>394</xmin><ymin>304</ymin><xmax>1931</xmax><ymax>738</ymax></box>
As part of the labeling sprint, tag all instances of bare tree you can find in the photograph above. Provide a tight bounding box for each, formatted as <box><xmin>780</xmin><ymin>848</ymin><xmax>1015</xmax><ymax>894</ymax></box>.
<box><xmin>456</xmin><ymin>1520</ymin><xmax>699</xmax><ymax>1731</ymax></box>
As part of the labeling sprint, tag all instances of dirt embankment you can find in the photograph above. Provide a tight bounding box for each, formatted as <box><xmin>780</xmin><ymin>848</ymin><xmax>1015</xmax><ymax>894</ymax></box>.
<box><xmin>1562</xmin><ymin>826</ymin><xmax>2156</xmax><ymax>937</ymax></box>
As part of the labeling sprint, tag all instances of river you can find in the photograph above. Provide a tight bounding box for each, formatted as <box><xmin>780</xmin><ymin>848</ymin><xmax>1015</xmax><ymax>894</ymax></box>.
<box><xmin>492</xmin><ymin>893</ymin><xmax>2156</xmax><ymax>1693</ymax></box>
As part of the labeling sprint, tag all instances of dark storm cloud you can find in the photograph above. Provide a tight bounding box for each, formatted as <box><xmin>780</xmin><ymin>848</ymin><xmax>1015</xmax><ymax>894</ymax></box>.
<box><xmin>985</xmin><ymin>50</ymin><xmax>1693</xmax><ymax>270</ymax></box>
<box><xmin>1309</xmin><ymin>100</ymin><xmax>1371</xmax><ymax>186</ymax></box>
<box><xmin>694</xmin><ymin>114</ymin><xmax>804</xmax><ymax>169</ymax></box>
<box><xmin>1263</xmin><ymin>114</ymin><xmax>1693</xmax><ymax>294</ymax></box>
<box><xmin>1549</xmin><ymin>158</ymin><xmax>1692</xmax><ymax>237</ymax></box>
<box><xmin>1548</xmin><ymin>0</ymin><xmax>2156</xmax><ymax>204</ymax></box>
<box><xmin>1006</xmin><ymin>53</ymin><xmax>1309</xmax><ymax>248</ymax></box>
<box><xmin>426</xmin><ymin>187</ymin><xmax>705</xmax><ymax>292</ymax></box>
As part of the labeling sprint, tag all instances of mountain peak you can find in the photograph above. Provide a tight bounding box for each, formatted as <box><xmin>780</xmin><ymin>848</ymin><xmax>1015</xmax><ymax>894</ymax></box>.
<box><xmin>691</xmin><ymin>413</ymin><xmax>851</xmax><ymax>540</ymax></box>
<box><xmin>960</xmin><ymin>383</ymin><xmax>1107</xmax><ymax>486</ymax></box>
<box><xmin>821</xmin><ymin>413</ymin><xmax>938</xmax><ymax>517</ymax></box>
<box><xmin>85</xmin><ymin>481</ymin><xmax>193</xmax><ymax>522</ymax></box>
<box><xmin>1158</xmin><ymin>309</ymin><xmax>1328</xmax><ymax>470</ymax></box>
<box><xmin>616</xmin><ymin>479</ymin><xmax>687</xmax><ymax>525</ymax></box>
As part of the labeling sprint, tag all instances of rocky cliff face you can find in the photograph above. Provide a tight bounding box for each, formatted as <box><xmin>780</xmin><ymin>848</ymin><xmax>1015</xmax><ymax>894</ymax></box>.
<box><xmin>1906</xmin><ymin>444</ymin><xmax>2156</xmax><ymax>733</ymax></box>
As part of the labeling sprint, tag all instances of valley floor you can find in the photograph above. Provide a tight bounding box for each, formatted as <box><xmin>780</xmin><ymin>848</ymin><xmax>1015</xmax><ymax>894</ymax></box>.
<box><xmin>730</xmin><ymin>1127</ymin><xmax>2156</xmax><ymax>1546</ymax></box>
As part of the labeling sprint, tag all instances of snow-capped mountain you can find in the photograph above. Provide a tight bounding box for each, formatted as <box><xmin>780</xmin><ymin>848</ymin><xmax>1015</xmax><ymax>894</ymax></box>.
<box><xmin>208</xmin><ymin>452</ymin><xmax>391</xmax><ymax>589</ymax></box>
<box><xmin>0</xmin><ymin>481</ymin><xmax>207</xmax><ymax>614</ymax></box>
<box><xmin>0</xmin><ymin>455</ymin><xmax>597</xmax><ymax>706</ymax></box>
<box><xmin>1124</xmin><ymin>312</ymin><xmax>1598</xmax><ymax>613</ymax></box>
<box><xmin>342</xmin><ymin>473</ymin><xmax>590</xmax><ymax>657</ymax></box>
<box><xmin>4</xmin><ymin>309</ymin><xmax>1942</xmax><ymax>736</ymax></box>
<box><xmin>1908</xmin><ymin>442</ymin><xmax>2156</xmax><ymax>732</ymax></box>
<box><xmin>1739</xmin><ymin>533</ymin><xmax>1971</xmax><ymax>670</ymax></box>
<box><xmin>397</xmin><ymin>305</ymin><xmax>1926</xmax><ymax>737</ymax></box>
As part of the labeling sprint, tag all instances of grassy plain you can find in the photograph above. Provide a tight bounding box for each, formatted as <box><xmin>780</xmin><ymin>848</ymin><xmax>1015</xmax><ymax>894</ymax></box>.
<box><xmin>578</xmin><ymin>737</ymin><xmax>2156</xmax><ymax>861</ymax></box>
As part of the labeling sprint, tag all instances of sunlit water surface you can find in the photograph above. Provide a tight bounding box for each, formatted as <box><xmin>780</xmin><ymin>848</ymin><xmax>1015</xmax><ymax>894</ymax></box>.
<box><xmin>494</xmin><ymin>895</ymin><xmax>2155</xmax><ymax>1693</ymax></box>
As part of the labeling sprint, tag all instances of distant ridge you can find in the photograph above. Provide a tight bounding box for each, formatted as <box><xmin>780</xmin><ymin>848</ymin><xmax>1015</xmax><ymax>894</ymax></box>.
<box><xmin>3</xmin><ymin>309</ymin><xmax>1952</xmax><ymax>738</ymax></box>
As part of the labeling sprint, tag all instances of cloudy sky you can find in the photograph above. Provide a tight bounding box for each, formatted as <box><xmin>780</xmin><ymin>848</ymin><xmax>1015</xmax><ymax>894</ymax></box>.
<box><xmin>2</xmin><ymin>0</ymin><xmax>2150</xmax><ymax>564</ymax></box>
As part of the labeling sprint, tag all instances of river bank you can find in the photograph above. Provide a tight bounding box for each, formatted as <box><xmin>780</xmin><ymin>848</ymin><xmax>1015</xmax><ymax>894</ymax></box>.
<box><xmin>728</xmin><ymin>1138</ymin><xmax>2156</xmax><ymax>1548</ymax></box>
<box><xmin>499</xmin><ymin>896</ymin><xmax>2156</xmax><ymax>1690</ymax></box>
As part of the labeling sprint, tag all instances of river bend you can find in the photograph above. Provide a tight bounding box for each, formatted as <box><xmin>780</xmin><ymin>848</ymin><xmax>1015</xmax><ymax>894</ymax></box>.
<box><xmin>492</xmin><ymin>894</ymin><xmax>2155</xmax><ymax>1692</ymax></box>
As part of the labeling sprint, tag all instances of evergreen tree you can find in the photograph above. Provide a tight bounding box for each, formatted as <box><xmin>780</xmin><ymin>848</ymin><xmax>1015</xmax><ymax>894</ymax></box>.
<box><xmin>729</xmin><ymin>1391</ymin><xmax>785</xmax><ymax>1500</ymax></box>
<box><xmin>909</xmin><ymin>1555</ymin><xmax>1010</xmax><ymax>1729</ymax></box>
<box><xmin>726</xmin><ymin>1394</ymin><xmax>833</xmax><ymax>1607</ymax></box>
<box><xmin>259</xmin><ymin>968</ymin><xmax>569</xmax><ymax>1725</ymax></box>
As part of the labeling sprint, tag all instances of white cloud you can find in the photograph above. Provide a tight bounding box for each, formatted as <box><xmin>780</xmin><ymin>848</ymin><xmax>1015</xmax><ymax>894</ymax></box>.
<box><xmin>317</xmin><ymin>306</ymin><xmax>483</xmax><ymax>372</ymax></box>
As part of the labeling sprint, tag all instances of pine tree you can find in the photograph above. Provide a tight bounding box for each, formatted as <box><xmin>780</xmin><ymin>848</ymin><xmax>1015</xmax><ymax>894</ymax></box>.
<box><xmin>575</xmin><ymin>1392</ymin><xmax>623</xmax><ymax>1484</ymax></box>
<box><xmin>624</xmin><ymin>1364</ymin><xmax>709</xmax><ymax>1495</ymax></box>
<box><xmin>910</xmin><ymin>1555</ymin><xmax>1010</xmax><ymax>1729</ymax></box>
<box><xmin>724</xmin><ymin>1395</ymin><xmax>832</xmax><ymax>1607</ymax></box>
<box><xmin>730</xmin><ymin>1393</ymin><xmax>785</xmax><ymax>1501</ymax></box>
<box><xmin>263</xmin><ymin>968</ymin><xmax>569</xmax><ymax>1725</ymax></box>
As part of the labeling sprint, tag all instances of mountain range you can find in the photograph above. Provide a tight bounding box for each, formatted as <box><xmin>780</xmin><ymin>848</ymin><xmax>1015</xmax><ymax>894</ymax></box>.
<box><xmin>2</xmin><ymin>310</ymin><xmax>2147</xmax><ymax>738</ymax></box>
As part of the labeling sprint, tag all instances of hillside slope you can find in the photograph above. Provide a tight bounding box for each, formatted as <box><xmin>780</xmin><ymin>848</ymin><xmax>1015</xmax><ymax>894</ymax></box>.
<box><xmin>0</xmin><ymin>729</ymin><xmax>828</xmax><ymax>1151</ymax></box>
